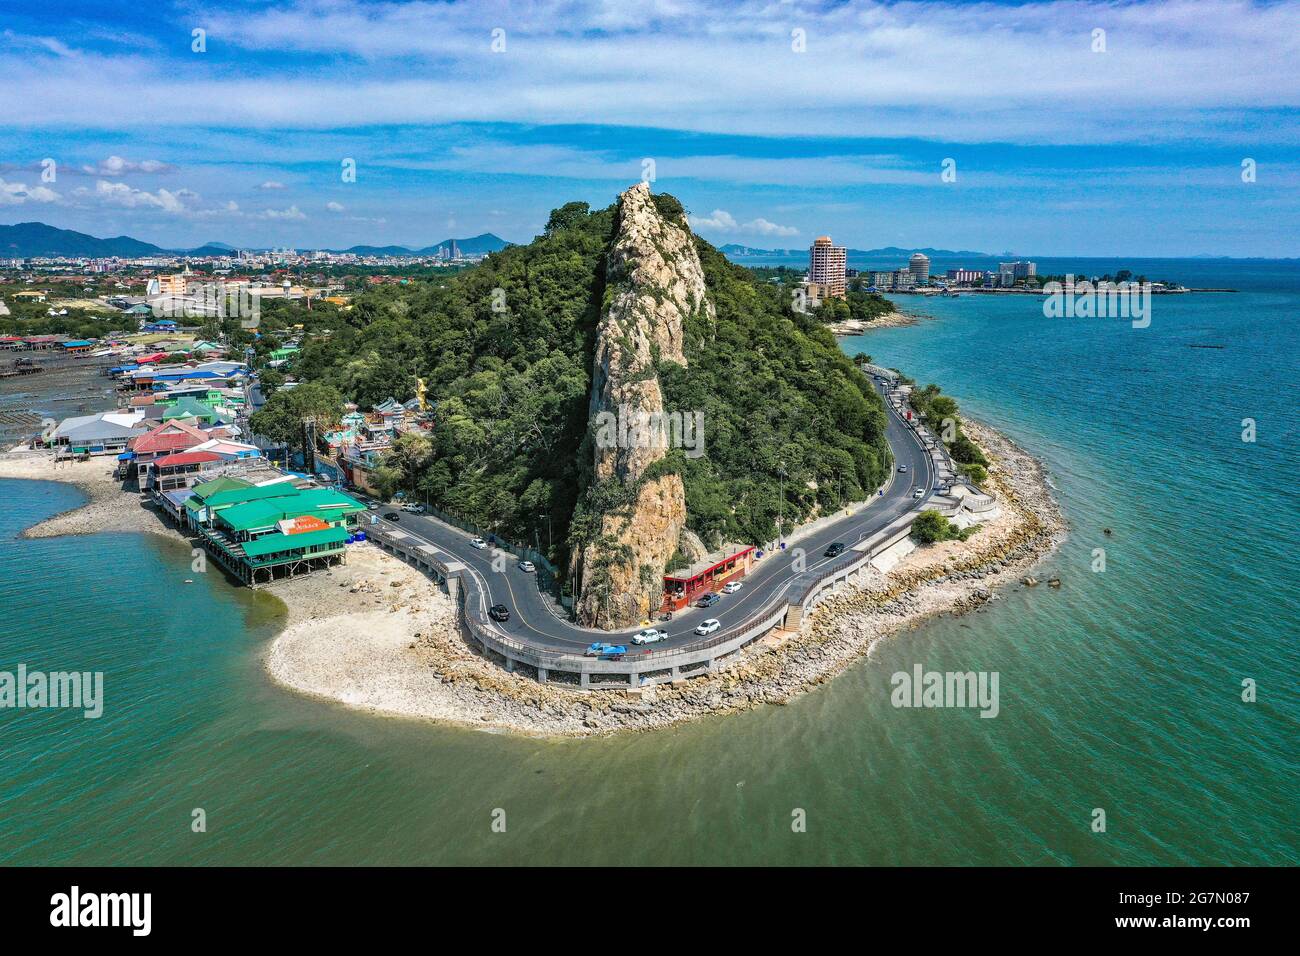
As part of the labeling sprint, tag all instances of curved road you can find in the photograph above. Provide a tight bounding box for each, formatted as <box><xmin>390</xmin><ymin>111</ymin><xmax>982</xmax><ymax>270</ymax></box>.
<box><xmin>363</xmin><ymin>376</ymin><xmax>935</xmax><ymax>654</ymax></box>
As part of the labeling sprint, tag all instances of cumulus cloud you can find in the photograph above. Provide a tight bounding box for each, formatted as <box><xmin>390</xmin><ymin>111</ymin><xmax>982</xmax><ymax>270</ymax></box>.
<box><xmin>263</xmin><ymin>205</ymin><xmax>306</xmax><ymax>220</ymax></box>
<box><xmin>81</xmin><ymin>156</ymin><xmax>173</xmax><ymax>176</ymax></box>
<box><xmin>0</xmin><ymin>177</ymin><xmax>60</xmax><ymax>205</ymax></box>
<box><xmin>326</xmin><ymin>201</ymin><xmax>345</xmax><ymax>212</ymax></box>
<box><xmin>85</xmin><ymin>179</ymin><xmax>194</xmax><ymax>213</ymax></box>
<box><xmin>690</xmin><ymin>209</ymin><xmax>797</xmax><ymax>237</ymax></box>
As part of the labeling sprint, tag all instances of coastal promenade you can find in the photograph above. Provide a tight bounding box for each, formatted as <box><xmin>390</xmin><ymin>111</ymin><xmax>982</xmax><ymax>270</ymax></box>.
<box><xmin>361</xmin><ymin>373</ymin><xmax>983</xmax><ymax>687</ymax></box>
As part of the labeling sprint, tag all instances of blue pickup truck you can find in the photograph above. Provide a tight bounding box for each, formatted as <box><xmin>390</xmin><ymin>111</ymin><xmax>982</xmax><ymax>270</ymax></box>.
<box><xmin>585</xmin><ymin>642</ymin><xmax>629</xmax><ymax>659</ymax></box>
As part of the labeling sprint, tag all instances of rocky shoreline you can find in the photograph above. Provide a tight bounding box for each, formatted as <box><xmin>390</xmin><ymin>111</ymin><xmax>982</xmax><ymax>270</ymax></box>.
<box><xmin>268</xmin><ymin>416</ymin><xmax>1065</xmax><ymax>737</ymax></box>
<box><xmin>2</xmin><ymin>417</ymin><xmax>1066</xmax><ymax>740</ymax></box>
<box><xmin>829</xmin><ymin>310</ymin><xmax>921</xmax><ymax>335</ymax></box>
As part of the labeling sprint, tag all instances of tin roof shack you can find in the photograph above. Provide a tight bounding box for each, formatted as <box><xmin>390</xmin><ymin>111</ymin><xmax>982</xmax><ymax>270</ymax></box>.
<box><xmin>662</xmin><ymin>543</ymin><xmax>756</xmax><ymax>612</ymax></box>
<box><xmin>50</xmin><ymin>410</ymin><xmax>146</xmax><ymax>459</ymax></box>
<box><xmin>189</xmin><ymin>480</ymin><xmax>367</xmax><ymax>587</ymax></box>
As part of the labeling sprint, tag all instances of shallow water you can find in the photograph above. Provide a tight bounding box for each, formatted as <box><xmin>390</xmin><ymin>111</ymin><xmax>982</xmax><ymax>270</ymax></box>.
<box><xmin>0</xmin><ymin>259</ymin><xmax>1296</xmax><ymax>865</ymax></box>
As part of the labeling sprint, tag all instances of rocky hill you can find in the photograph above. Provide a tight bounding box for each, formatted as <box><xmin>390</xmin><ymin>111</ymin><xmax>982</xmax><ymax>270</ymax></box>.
<box><xmin>271</xmin><ymin>185</ymin><xmax>895</xmax><ymax>630</ymax></box>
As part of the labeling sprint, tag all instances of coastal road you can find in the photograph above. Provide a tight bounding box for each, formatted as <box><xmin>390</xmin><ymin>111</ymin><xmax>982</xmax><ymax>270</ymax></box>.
<box><xmin>361</xmin><ymin>376</ymin><xmax>935</xmax><ymax>654</ymax></box>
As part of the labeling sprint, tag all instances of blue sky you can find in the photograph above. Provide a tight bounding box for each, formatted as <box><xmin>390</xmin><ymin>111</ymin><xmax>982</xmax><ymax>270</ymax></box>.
<box><xmin>2</xmin><ymin>0</ymin><xmax>1297</xmax><ymax>255</ymax></box>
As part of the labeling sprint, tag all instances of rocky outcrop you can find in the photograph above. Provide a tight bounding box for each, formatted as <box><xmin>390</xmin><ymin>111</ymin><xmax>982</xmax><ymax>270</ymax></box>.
<box><xmin>570</xmin><ymin>183</ymin><xmax>715</xmax><ymax>629</ymax></box>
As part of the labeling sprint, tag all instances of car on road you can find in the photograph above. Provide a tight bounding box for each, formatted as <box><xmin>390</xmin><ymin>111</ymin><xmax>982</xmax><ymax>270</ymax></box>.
<box><xmin>367</xmin><ymin>502</ymin><xmax>380</xmax><ymax>510</ymax></box>
<box><xmin>401</xmin><ymin>503</ymin><xmax>426</xmax><ymax>514</ymax></box>
<box><xmin>695</xmin><ymin>592</ymin><xmax>720</xmax><ymax>608</ymax></box>
<box><xmin>488</xmin><ymin>604</ymin><xmax>510</xmax><ymax>622</ymax></box>
<box><xmin>632</xmin><ymin>628</ymin><xmax>668</xmax><ymax>645</ymax></box>
<box><xmin>470</xmin><ymin>536</ymin><xmax>487</xmax><ymax>549</ymax></box>
<box><xmin>585</xmin><ymin>641</ymin><xmax>618</xmax><ymax>657</ymax></box>
<box><xmin>898</xmin><ymin>464</ymin><xmax>908</xmax><ymax>473</ymax></box>
<box><xmin>518</xmin><ymin>560</ymin><xmax>536</xmax><ymax>573</ymax></box>
<box><xmin>383</xmin><ymin>512</ymin><xmax>400</xmax><ymax>521</ymax></box>
<box><xmin>824</xmin><ymin>542</ymin><xmax>846</xmax><ymax>557</ymax></box>
<box><xmin>694</xmin><ymin>618</ymin><xmax>721</xmax><ymax>636</ymax></box>
<box><xmin>913</xmin><ymin>487</ymin><xmax>925</xmax><ymax>498</ymax></box>
<box><xmin>721</xmin><ymin>581</ymin><xmax>743</xmax><ymax>594</ymax></box>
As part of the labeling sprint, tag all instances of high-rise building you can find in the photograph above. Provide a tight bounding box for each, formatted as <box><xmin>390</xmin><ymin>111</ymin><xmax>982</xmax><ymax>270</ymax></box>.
<box><xmin>808</xmin><ymin>236</ymin><xmax>847</xmax><ymax>298</ymax></box>
<box><xmin>909</xmin><ymin>252</ymin><xmax>931</xmax><ymax>284</ymax></box>
<box><xmin>998</xmin><ymin>260</ymin><xmax>1037</xmax><ymax>286</ymax></box>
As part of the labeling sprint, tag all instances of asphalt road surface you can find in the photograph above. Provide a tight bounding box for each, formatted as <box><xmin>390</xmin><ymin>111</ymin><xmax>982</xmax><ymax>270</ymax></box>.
<box><xmin>362</xmin><ymin>377</ymin><xmax>934</xmax><ymax>654</ymax></box>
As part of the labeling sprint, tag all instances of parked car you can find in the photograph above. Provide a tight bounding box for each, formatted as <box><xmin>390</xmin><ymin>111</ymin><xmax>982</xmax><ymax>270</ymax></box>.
<box><xmin>367</xmin><ymin>502</ymin><xmax>380</xmax><ymax>510</ymax></box>
<box><xmin>470</xmin><ymin>536</ymin><xmax>487</xmax><ymax>549</ymax></box>
<box><xmin>722</xmin><ymin>581</ymin><xmax>743</xmax><ymax>594</ymax></box>
<box><xmin>488</xmin><ymin>604</ymin><xmax>510</xmax><ymax>622</ymax></box>
<box><xmin>518</xmin><ymin>560</ymin><xmax>536</xmax><ymax>573</ymax></box>
<box><xmin>824</xmin><ymin>542</ymin><xmax>846</xmax><ymax>557</ymax></box>
<box><xmin>383</xmin><ymin>512</ymin><xmax>400</xmax><ymax>521</ymax></box>
<box><xmin>694</xmin><ymin>618</ymin><xmax>721</xmax><ymax>636</ymax></box>
<box><xmin>401</xmin><ymin>503</ymin><xmax>426</xmax><ymax>514</ymax></box>
<box><xmin>585</xmin><ymin>642</ymin><xmax>615</xmax><ymax>657</ymax></box>
<box><xmin>632</xmin><ymin>628</ymin><xmax>667</xmax><ymax>645</ymax></box>
<box><xmin>695</xmin><ymin>592</ymin><xmax>720</xmax><ymax>608</ymax></box>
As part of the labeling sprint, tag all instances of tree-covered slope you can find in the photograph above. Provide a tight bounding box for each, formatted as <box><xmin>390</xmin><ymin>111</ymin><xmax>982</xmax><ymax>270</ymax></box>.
<box><xmin>274</xmin><ymin>193</ymin><xmax>892</xmax><ymax>577</ymax></box>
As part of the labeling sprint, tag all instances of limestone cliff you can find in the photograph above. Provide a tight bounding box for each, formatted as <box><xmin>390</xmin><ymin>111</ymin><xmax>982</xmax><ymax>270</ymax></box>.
<box><xmin>570</xmin><ymin>182</ymin><xmax>715</xmax><ymax>629</ymax></box>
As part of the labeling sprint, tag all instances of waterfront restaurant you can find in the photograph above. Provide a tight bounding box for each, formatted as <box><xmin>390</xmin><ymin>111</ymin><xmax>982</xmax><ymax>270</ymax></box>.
<box><xmin>661</xmin><ymin>543</ymin><xmax>756</xmax><ymax>612</ymax></box>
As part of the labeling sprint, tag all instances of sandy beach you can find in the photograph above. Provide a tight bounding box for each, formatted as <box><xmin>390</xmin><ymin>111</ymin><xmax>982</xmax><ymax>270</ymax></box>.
<box><xmin>264</xmin><ymin>416</ymin><xmax>1065</xmax><ymax>737</ymax></box>
<box><xmin>0</xmin><ymin>450</ymin><xmax>181</xmax><ymax>541</ymax></box>
<box><xmin>3</xmin><ymin>418</ymin><xmax>1065</xmax><ymax>739</ymax></box>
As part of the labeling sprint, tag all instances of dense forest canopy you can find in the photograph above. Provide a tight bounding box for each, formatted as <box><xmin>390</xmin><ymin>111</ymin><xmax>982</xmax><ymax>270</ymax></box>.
<box><xmin>259</xmin><ymin>194</ymin><xmax>895</xmax><ymax>577</ymax></box>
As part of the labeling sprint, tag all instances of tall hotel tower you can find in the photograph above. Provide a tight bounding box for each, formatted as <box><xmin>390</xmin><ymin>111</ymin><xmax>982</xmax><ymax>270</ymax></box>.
<box><xmin>808</xmin><ymin>236</ymin><xmax>847</xmax><ymax>298</ymax></box>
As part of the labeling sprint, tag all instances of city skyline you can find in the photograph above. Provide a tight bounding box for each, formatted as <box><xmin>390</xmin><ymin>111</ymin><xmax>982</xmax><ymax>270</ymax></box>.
<box><xmin>1</xmin><ymin>0</ymin><xmax>1298</xmax><ymax>256</ymax></box>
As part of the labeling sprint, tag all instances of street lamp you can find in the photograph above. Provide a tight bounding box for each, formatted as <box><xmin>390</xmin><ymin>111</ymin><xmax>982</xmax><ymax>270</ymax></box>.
<box><xmin>777</xmin><ymin>459</ymin><xmax>787</xmax><ymax>548</ymax></box>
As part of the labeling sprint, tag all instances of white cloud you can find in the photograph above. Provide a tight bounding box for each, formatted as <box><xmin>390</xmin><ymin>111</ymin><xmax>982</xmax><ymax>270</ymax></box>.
<box><xmin>81</xmin><ymin>156</ymin><xmax>172</xmax><ymax>176</ymax></box>
<box><xmin>745</xmin><ymin>218</ymin><xmax>799</xmax><ymax>238</ymax></box>
<box><xmin>0</xmin><ymin>177</ymin><xmax>60</xmax><ymax>205</ymax></box>
<box><xmin>263</xmin><ymin>205</ymin><xmax>306</xmax><ymax>220</ymax></box>
<box><xmin>326</xmin><ymin>201</ymin><xmax>345</xmax><ymax>212</ymax></box>
<box><xmin>84</xmin><ymin>179</ymin><xmax>195</xmax><ymax>213</ymax></box>
<box><xmin>1</xmin><ymin>1</ymin><xmax>1297</xmax><ymax>147</ymax></box>
<box><xmin>691</xmin><ymin>208</ymin><xmax>797</xmax><ymax>237</ymax></box>
<box><xmin>258</xmin><ymin>180</ymin><xmax>286</xmax><ymax>190</ymax></box>
<box><xmin>690</xmin><ymin>209</ymin><xmax>738</xmax><ymax>231</ymax></box>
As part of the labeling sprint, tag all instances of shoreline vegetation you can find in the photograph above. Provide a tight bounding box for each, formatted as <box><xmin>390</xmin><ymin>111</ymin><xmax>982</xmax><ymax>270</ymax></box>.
<box><xmin>2</xmin><ymin>413</ymin><xmax>1065</xmax><ymax>738</ymax></box>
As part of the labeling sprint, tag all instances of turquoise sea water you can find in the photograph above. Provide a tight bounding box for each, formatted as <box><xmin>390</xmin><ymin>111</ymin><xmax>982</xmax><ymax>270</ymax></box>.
<box><xmin>1</xmin><ymin>260</ymin><xmax>1296</xmax><ymax>865</ymax></box>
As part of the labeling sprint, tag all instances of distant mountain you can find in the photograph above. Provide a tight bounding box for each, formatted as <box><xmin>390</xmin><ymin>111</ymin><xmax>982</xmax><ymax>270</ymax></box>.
<box><xmin>0</xmin><ymin>221</ymin><xmax>166</xmax><ymax>258</ymax></box>
<box><xmin>720</xmin><ymin>242</ymin><xmax>996</xmax><ymax>259</ymax></box>
<box><xmin>0</xmin><ymin>221</ymin><xmax>514</xmax><ymax>260</ymax></box>
<box><xmin>416</xmin><ymin>233</ymin><xmax>511</xmax><ymax>256</ymax></box>
<box><xmin>188</xmin><ymin>243</ymin><xmax>239</xmax><ymax>257</ymax></box>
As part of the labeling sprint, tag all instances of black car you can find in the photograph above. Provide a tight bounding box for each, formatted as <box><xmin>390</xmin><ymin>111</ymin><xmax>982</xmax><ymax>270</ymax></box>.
<box><xmin>824</xmin><ymin>542</ymin><xmax>846</xmax><ymax>557</ymax></box>
<box><xmin>489</xmin><ymin>604</ymin><xmax>510</xmax><ymax>622</ymax></box>
<box><xmin>383</xmin><ymin>512</ymin><xmax>400</xmax><ymax>521</ymax></box>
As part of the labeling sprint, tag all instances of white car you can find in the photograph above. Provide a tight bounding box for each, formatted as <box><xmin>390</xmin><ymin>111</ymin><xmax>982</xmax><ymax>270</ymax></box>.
<box><xmin>518</xmin><ymin>560</ymin><xmax>536</xmax><ymax>573</ymax></box>
<box><xmin>913</xmin><ymin>488</ymin><xmax>924</xmax><ymax>498</ymax></box>
<box><xmin>401</xmin><ymin>503</ymin><xmax>425</xmax><ymax>514</ymax></box>
<box><xmin>632</xmin><ymin>628</ymin><xmax>668</xmax><ymax>645</ymax></box>
<box><xmin>694</xmin><ymin>618</ymin><xmax>721</xmax><ymax>636</ymax></box>
<box><xmin>898</xmin><ymin>464</ymin><xmax>908</xmax><ymax>473</ymax></box>
<box><xmin>470</xmin><ymin>537</ymin><xmax>487</xmax><ymax>549</ymax></box>
<box><xmin>722</xmin><ymin>581</ymin><xmax>743</xmax><ymax>594</ymax></box>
